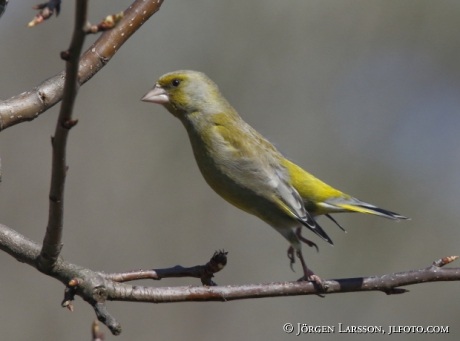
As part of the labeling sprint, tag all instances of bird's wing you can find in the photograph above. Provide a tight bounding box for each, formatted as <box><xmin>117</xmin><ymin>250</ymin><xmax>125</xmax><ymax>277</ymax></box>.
<box><xmin>272</xmin><ymin>178</ymin><xmax>333</xmax><ymax>245</ymax></box>
<box><xmin>211</xmin><ymin>122</ymin><xmax>294</xmax><ymax>196</ymax></box>
<box><xmin>212</xmin><ymin>123</ymin><xmax>333</xmax><ymax>244</ymax></box>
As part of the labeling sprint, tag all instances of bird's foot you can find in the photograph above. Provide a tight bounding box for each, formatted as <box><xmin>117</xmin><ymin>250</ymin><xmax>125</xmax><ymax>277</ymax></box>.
<box><xmin>295</xmin><ymin>226</ymin><xmax>319</xmax><ymax>252</ymax></box>
<box><xmin>296</xmin><ymin>249</ymin><xmax>327</xmax><ymax>291</ymax></box>
<box><xmin>287</xmin><ymin>227</ymin><xmax>319</xmax><ymax>271</ymax></box>
<box><xmin>298</xmin><ymin>273</ymin><xmax>323</xmax><ymax>287</ymax></box>
<box><xmin>298</xmin><ymin>273</ymin><xmax>328</xmax><ymax>294</ymax></box>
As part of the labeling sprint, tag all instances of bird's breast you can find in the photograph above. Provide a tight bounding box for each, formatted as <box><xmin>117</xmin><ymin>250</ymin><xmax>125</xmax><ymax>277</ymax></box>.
<box><xmin>180</xmin><ymin>120</ymin><xmax>299</xmax><ymax>228</ymax></box>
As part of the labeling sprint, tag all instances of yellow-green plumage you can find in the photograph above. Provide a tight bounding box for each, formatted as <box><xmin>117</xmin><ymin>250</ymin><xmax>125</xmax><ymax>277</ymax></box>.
<box><xmin>142</xmin><ymin>70</ymin><xmax>408</xmax><ymax>279</ymax></box>
<box><xmin>282</xmin><ymin>159</ymin><xmax>347</xmax><ymax>215</ymax></box>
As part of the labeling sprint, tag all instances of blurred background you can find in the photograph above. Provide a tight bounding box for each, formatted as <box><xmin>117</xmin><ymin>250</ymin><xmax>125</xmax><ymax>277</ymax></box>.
<box><xmin>1</xmin><ymin>1</ymin><xmax>459</xmax><ymax>340</ymax></box>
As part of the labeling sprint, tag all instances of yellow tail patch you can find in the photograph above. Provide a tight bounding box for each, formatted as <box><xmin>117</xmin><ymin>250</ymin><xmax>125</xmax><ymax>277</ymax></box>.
<box><xmin>335</xmin><ymin>204</ymin><xmax>378</xmax><ymax>215</ymax></box>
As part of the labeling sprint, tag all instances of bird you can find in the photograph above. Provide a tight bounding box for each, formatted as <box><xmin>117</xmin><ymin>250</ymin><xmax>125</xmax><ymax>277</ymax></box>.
<box><xmin>141</xmin><ymin>70</ymin><xmax>408</xmax><ymax>286</ymax></box>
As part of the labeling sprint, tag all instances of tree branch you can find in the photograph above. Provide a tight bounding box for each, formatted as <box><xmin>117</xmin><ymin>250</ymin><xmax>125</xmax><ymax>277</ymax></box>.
<box><xmin>1</xmin><ymin>222</ymin><xmax>459</xmax><ymax>335</ymax></box>
<box><xmin>102</xmin><ymin>250</ymin><xmax>228</xmax><ymax>286</ymax></box>
<box><xmin>0</xmin><ymin>0</ymin><xmax>164</xmax><ymax>132</ymax></box>
<box><xmin>106</xmin><ymin>256</ymin><xmax>460</xmax><ymax>302</ymax></box>
<box><xmin>38</xmin><ymin>0</ymin><xmax>88</xmax><ymax>272</ymax></box>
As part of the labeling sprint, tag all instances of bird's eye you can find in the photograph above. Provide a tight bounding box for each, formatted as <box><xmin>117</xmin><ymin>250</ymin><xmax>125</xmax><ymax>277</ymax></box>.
<box><xmin>171</xmin><ymin>79</ymin><xmax>181</xmax><ymax>87</ymax></box>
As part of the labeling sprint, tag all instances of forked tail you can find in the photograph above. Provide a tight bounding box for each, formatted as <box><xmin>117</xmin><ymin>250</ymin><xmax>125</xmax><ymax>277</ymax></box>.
<box><xmin>335</xmin><ymin>202</ymin><xmax>409</xmax><ymax>220</ymax></box>
<box><xmin>321</xmin><ymin>197</ymin><xmax>409</xmax><ymax>221</ymax></box>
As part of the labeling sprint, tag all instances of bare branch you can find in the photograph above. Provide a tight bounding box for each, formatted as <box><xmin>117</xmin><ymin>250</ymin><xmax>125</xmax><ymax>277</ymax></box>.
<box><xmin>1</xmin><ymin>222</ymin><xmax>460</xmax><ymax>335</ymax></box>
<box><xmin>0</xmin><ymin>0</ymin><xmax>165</xmax><ymax>132</ymax></box>
<box><xmin>0</xmin><ymin>224</ymin><xmax>42</xmax><ymax>266</ymax></box>
<box><xmin>0</xmin><ymin>223</ymin><xmax>122</xmax><ymax>334</ymax></box>
<box><xmin>102</xmin><ymin>250</ymin><xmax>228</xmax><ymax>286</ymax></box>
<box><xmin>106</xmin><ymin>259</ymin><xmax>460</xmax><ymax>303</ymax></box>
<box><xmin>38</xmin><ymin>0</ymin><xmax>88</xmax><ymax>271</ymax></box>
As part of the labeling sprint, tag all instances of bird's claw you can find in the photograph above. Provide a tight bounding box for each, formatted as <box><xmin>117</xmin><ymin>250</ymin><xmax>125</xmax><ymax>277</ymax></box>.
<box><xmin>294</xmin><ymin>226</ymin><xmax>319</xmax><ymax>252</ymax></box>
<box><xmin>307</xmin><ymin>274</ymin><xmax>323</xmax><ymax>287</ymax></box>
<box><xmin>298</xmin><ymin>235</ymin><xmax>319</xmax><ymax>252</ymax></box>
<box><xmin>298</xmin><ymin>274</ymin><xmax>327</xmax><ymax>291</ymax></box>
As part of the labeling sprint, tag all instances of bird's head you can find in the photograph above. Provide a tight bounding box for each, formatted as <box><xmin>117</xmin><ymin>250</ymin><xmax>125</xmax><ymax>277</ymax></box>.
<box><xmin>142</xmin><ymin>70</ymin><xmax>230</xmax><ymax>119</ymax></box>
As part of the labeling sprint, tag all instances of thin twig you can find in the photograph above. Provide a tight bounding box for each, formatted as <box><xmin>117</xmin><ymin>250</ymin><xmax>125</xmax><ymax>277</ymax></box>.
<box><xmin>102</xmin><ymin>250</ymin><xmax>228</xmax><ymax>286</ymax></box>
<box><xmin>38</xmin><ymin>0</ymin><xmax>88</xmax><ymax>272</ymax></box>
<box><xmin>0</xmin><ymin>0</ymin><xmax>165</xmax><ymax>132</ymax></box>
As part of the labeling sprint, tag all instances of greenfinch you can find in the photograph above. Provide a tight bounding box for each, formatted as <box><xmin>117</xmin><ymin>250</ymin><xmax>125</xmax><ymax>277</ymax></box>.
<box><xmin>142</xmin><ymin>70</ymin><xmax>408</xmax><ymax>284</ymax></box>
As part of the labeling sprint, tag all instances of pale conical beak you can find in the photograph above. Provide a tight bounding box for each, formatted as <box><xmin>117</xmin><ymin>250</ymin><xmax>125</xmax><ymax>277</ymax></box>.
<box><xmin>141</xmin><ymin>85</ymin><xmax>169</xmax><ymax>104</ymax></box>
